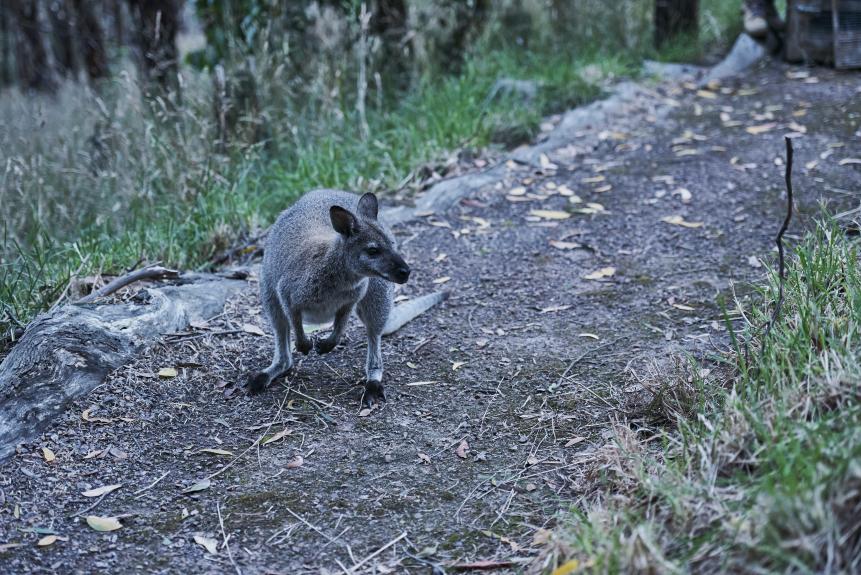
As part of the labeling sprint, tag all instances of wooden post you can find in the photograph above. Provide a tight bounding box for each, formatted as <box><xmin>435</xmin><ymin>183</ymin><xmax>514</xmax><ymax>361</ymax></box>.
<box><xmin>654</xmin><ymin>0</ymin><xmax>700</xmax><ymax>48</ymax></box>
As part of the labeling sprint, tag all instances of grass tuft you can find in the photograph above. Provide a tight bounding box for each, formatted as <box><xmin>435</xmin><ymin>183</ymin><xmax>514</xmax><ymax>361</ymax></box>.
<box><xmin>543</xmin><ymin>222</ymin><xmax>861</xmax><ymax>573</ymax></box>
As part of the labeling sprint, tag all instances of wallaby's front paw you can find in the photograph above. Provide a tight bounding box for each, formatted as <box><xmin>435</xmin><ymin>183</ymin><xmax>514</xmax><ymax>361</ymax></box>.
<box><xmin>314</xmin><ymin>335</ymin><xmax>338</xmax><ymax>355</ymax></box>
<box><xmin>362</xmin><ymin>380</ymin><xmax>386</xmax><ymax>408</ymax></box>
<box><xmin>296</xmin><ymin>337</ymin><xmax>313</xmax><ymax>355</ymax></box>
<box><xmin>247</xmin><ymin>372</ymin><xmax>270</xmax><ymax>395</ymax></box>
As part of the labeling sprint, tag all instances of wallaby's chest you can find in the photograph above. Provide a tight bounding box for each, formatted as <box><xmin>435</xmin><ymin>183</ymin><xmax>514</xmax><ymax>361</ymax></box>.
<box><xmin>299</xmin><ymin>279</ymin><xmax>368</xmax><ymax>324</ymax></box>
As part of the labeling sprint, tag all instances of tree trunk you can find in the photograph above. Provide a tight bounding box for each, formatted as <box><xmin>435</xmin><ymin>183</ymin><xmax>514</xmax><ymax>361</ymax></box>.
<box><xmin>0</xmin><ymin>276</ymin><xmax>245</xmax><ymax>462</ymax></box>
<box><xmin>72</xmin><ymin>0</ymin><xmax>110</xmax><ymax>81</ymax></box>
<box><xmin>10</xmin><ymin>0</ymin><xmax>55</xmax><ymax>92</ymax></box>
<box><xmin>47</xmin><ymin>0</ymin><xmax>78</xmax><ymax>79</ymax></box>
<box><xmin>654</xmin><ymin>0</ymin><xmax>699</xmax><ymax>48</ymax></box>
<box><xmin>128</xmin><ymin>0</ymin><xmax>181</xmax><ymax>96</ymax></box>
<box><xmin>0</xmin><ymin>5</ymin><xmax>13</xmax><ymax>88</ymax></box>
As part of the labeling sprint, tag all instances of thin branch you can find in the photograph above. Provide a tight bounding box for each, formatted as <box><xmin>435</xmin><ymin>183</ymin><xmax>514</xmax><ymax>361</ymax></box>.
<box><xmin>217</xmin><ymin>501</ymin><xmax>242</xmax><ymax>575</ymax></box>
<box><xmin>77</xmin><ymin>265</ymin><xmax>180</xmax><ymax>304</ymax></box>
<box><xmin>763</xmin><ymin>136</ymin><xmax>794</xmax><ymax>342</ymax></box>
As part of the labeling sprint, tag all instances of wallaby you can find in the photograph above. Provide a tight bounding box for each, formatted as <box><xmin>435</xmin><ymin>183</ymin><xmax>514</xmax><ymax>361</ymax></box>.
<box><xmin>248</xmin><ymin>189</ymin><xmax>446</xmax><ymax>406</ymax></box>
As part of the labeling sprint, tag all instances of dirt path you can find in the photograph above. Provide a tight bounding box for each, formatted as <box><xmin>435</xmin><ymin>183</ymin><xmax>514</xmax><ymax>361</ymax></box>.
<box><xmin>1</xmin><ymin>62</ymin><xmax>859</xmax><ymax>574</ymax></box>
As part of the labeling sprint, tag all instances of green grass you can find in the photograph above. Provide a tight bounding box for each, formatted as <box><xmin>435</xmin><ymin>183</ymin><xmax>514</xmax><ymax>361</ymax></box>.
<box><xmin>0</xmin><ymin>46</ymin><xmax>630</xmax><ymax>346</ymax></box>
<box><xmin>0</xmin><ymin>0</ymin><xmax>746</xmax><ymax>345</ymax></box>
<box><xmin>545</xmin><ymin>222</ymin><xmax>861</xmax><ymax>573</ymax></box>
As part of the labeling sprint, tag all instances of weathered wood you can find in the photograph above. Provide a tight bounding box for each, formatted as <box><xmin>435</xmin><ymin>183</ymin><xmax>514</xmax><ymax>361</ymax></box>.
<box><xmin>0</xmin><ymin>276</ymin><xmax>244</xmax><ymax>461</ymax></box>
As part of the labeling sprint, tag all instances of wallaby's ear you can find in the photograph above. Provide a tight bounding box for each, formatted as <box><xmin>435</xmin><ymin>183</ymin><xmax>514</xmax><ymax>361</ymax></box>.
<box><xmin>330</xmin><ymin>205</ymin><xmax>358</xmax><ymax>236</ymax></box>
<box><xmin>357</xmin><ymin>192</ymin><xmax>378</xmax><ymax>220</ymax></box>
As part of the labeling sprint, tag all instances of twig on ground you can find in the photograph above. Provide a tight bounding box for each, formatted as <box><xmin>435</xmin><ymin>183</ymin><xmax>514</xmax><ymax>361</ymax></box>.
<box><xmin>347</xmin><ymin>531</ymin><xmax>407</xmax><ymax>574</ymax></box>
<box><xmin>133</xmin><ymin>471</ymin><xmax>170</xmax><ymax>498</ymax></box>
<box><xmin>69</xmin><ymin>491</ymin><xmax>109</xmax><ymax>518</ymax></box>
<box><xmin>554</xmin><ymin>336</ymin><xmax>625</xmax><ymax>390</ymax></box>
<box><xmin>205</xmin><ymin>369</ymin><xmax>299</xmax><ymax>481</ymax></box>
<box><xmin>218</xmin><ymin>501</ymin><xmax>242</xmax><ymax>575</ymax></box>
<box><xmin>77</xmin><ymin>265</ymin><xmax>180</xmax><ymax>304</ymax></box>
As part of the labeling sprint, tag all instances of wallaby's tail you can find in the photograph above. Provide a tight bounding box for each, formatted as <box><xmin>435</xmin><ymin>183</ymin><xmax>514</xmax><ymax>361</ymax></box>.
<box><xmin>383</xmin><ymin>291</ymin><xmax>449</xmax><ymax>336</ymax></box>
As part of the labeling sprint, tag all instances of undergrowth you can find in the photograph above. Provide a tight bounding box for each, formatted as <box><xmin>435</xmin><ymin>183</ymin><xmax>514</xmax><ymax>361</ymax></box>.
<box><xmin>542</xmin><ymin>222</ymin><xmax>861</xmax><ymax>574</ymax></box>
<box><xmin>0</xmin><ymin>0</ymin><xmax>743</xmax><ymax>345</ymax></box>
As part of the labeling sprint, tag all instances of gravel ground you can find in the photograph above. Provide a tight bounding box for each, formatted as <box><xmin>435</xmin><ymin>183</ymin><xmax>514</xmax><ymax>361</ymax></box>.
<box><xmin>1</xmin><ymin>61</ymin><xmax>859</xmax><ymax>575</ymax></box>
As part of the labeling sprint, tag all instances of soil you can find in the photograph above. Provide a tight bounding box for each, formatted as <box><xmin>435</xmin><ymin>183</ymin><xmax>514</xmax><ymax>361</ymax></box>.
<box><xmin>1</xmin><ymin>61</ymin><xmax>859</xmax><ymax>575</ymax></box>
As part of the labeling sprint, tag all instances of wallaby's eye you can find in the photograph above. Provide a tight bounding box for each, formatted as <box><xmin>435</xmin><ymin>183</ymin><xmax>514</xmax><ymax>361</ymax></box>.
<box><xmin>366</xmin><ymin>246</ymin><xmax>381</xmax><ymax>256</ymax></box>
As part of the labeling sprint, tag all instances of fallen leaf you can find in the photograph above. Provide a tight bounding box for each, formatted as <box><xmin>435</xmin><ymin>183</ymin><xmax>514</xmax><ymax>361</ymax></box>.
<box><xmin>417</xmin><ymin>452</ymin><xmax>431</xmax><ymax>464</ymax></box>
<box><xmin>0</xmin><ymin>543</ymin><xmax>24</xmax><ymax>552</ymax></box>
<box><xmin>564</xmin><ymin>437</ymin><xmax>586</xmax><ymax>447</ymax></box>
<box><xmin>182</xmin><ymin>479</ymin><xmax>211</xmax><ymax>494</ymax></box>
<box><xmin>456</xmin><ymin>440</ymin><xmax>469</xmax><ymax>459</ymax></box>
<box><xmin>526</xmin><ymin>455</ymin><xmax>539</xmax><ymax>466</ymax></box>
<box><xmin>242</xmin><ymin>323</ymin><xmax>265</xmax><ymax>336</ymax></box>
<box><xmin>81</xmin><ymin>484</ymin><xmax>121</xmax><ymax>498</ymax></box>
<box><xmin>37</xmin><ymin>535</ymin><xmax>59</xmax><ymax>547</ymax></box>
<box><xmin>839</xmin><ymin>158</ymin><xmax>861</xmax><ymax>166</ymax></box>
<box><xmin>198</xmin><ymin>448</ymin><xmax>234</xmax><ymax>457</ymax></box>
<box><xmin>577</xmin><ymin>333</ymin><xmax>599</xmax><ymax>340</ymax></box>
<box><xmin>672</xmin><ymin>303</ymin><xmax>695</xmax><ymax>311</ymax></box>
<box><xmin>286</xmin><ymin>456</ymin><xmax>304</xmax><ymax>469</ymax></box>
<box><xmin>262</xmin><ymin>429</ymin><xmax>292</xmax><ymax>446</ymax></box>
<box><xmin>549</xmin><ymin>240</ymin><xmax>580</xmax><ymax>250</ymax></box>
<box><xmin>582</xmin><ymin>176</ymin><xmax>605</xmax><ymax>184</ymax></box>
<box><xmin>433</xmin><ymin>276</ymin><xmax>451</xmax><ymax>284</ymax></box>
<box><xmin>583</xmin><ymin>267</ymin><xmax>615</xmax><ymax>280</ymax></box>
<box><xmin>81</xmin><ymin>408</ymin><xmax>112</xmax><ymax>424</ymax></box>
<box><xmin>747</xmin><ymin>255</ymin><xmax>762</xmax><ymax>268</ymax></box>
<box><xmin>696</xmin><ymin>89</ymin><xmax>717</xmax><ymax>99</ymax></box>
<box><xmin>193</xmin><ymin>535</ymin><xmax>218</xmax><ymax>555</ymax></box>
<box><xmin>41</xmin><ymin>447</ymin><xmax>55</xmax><ymax>463</ymax></box>
<box><xmin>745</xmin><ymin>123</ymin><xmax>776</xmax><ymax>135</ymax></box>
<box><xmin>540</xmin><ymin>305</ymin><xmax>571</xmax><ymax>314</ymax></box>
<box><xmin>452</xmin><ymin>361</ymin><xmax>467</xmax><ymax>371</ymax></box>
<box><xmin>556</xmin><ymin>185</ymin><xmax>575</xmax><ymax>197</ymax></box>
<box><xmin>433</xmin><ymin>253</ymin><xmax>447</xmax><ymax>262</ymax></box>
<box><xmin>539</xmin><ymin>154</ymin><xmax>558</xmax><ymax>170</ymax></box>
<box><xmin>508</xmin><ymin>186</ymin><xmax>526</xmax><ymax>196</ymax></box>
<box><xmin>405</xmin><ymin>381</ymin><xmax>436</xmax><ymax>386</ymax></box>
<box><xmin>594</xmin><ymin>184</ymin><xmax>612</xmax><ymax>193</ymax></box>
<box><xmin>530</xmin><ymin>209</ymin><xmax>570</xmax><ymax>220</ymax></box>
<box><xmin>661</xmin><ymin>215</ymin><xmax>704</xmax><ymax>229</ymax></box>
<box><xmin>358</xmin><ymin>408</ymin><xmax>372</xmax><ymax>417</ymax></box>
<box><xmin>158</xmin><ymin>367</ymin><xmax>178</xmax><ymax>379</ymax></box>
<box><xmin>673</xmin><ymin>188</ymin><xmax>692</xmax><ymax>203</ymax></box>
<box><xmin>85</xmin><ymin>516</ymin><xmax>122</xmax><ymax>532</ymax></box>
<box><xmin>552</xmin><ymin>559</ymin><xmax>581</xmax><ymax>575</ymax></box>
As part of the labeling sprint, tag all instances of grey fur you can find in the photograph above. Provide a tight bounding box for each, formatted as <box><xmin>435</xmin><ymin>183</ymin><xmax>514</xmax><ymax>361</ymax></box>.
<box><xmin>250</xmin><ymin>189</ymin><xmax>433</xmax><ymax>405</ymax></box>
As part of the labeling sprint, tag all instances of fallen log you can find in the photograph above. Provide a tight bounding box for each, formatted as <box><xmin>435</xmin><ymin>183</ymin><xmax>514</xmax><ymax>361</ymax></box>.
<box><xmin>0</xmin><ymin>276</ymin><xmax>244</xmax><ymax>461</ymax></box>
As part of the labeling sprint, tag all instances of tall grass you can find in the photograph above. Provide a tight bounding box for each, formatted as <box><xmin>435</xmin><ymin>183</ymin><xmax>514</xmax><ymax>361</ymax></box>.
<box><xmin>0</xmin><ymin>0</ymin><xmax>743</xmax><ymax>344</ymax></box>
<box><xmin>542</xmin><ymin>223</ymin><xmax>861</xmax><ymax>573</ymax></box>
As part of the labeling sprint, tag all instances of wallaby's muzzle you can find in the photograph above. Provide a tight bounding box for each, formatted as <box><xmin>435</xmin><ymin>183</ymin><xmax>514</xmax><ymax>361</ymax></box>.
<box><xmin>392</xmin><ymin>263</ymin><xmax>411</xmax><ymax>284</ymax></box>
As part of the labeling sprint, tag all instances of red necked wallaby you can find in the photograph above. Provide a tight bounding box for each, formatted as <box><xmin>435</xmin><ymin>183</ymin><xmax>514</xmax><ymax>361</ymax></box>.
<box><xmin>248</xmin><ymin>189</ymin><xmax>446</xmax><ymax>406</ymax></box>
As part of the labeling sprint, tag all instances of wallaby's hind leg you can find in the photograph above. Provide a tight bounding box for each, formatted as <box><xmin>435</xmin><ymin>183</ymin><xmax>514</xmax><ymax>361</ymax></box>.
<box><xmin>357</xmin><ymin>278</ymin><xmax>393</xmax><ymax>407</ymax></box>
<box><xmin>290</xmin><ymin>308</ymin><xmax>313</xmax><ymax>355</ymax></box>
<box><xmin>315</xmin><ymin>303</ymin><xmax>354</xmax><ymax>354</ymax></box>
<box><xmin>248</xmin><ymin>288</ymin><xmax>293</xmax><ymax>394</ymax></box>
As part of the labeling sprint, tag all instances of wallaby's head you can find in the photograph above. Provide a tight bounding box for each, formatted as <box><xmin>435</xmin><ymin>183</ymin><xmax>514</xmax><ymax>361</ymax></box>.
<box><xmin>330</xmin><ymin>193</ymin><xmax>411</xmax><ymax>284</ymax></box>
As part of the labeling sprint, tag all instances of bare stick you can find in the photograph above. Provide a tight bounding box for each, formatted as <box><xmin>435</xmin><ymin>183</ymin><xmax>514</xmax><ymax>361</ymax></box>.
<box><xmin>763</xmin><ymin>136</ymin><xmax>794</xmax><ymax>342</ymax></box>
<box><xmin>347</xmin><ymin>531</ymin><xmax>407</xmax><ymax>574</ymax></box>
<box><xmin>132</xmin><ymin>471</ymin><xmax>170</xmax><ymax>498</ymax></box>
<box><xmin>77</xmin><ymin>265</ymin><xmax>180</xmax><ymax>304</ymax></box>
<box><xmin>218</xmin><ymin>501</ymin><xmax>242</xmax><ymax>575</ymax></box>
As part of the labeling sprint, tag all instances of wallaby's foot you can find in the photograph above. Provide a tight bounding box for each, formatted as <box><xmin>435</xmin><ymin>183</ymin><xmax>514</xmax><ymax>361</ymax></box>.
<box><xmin>314</xmin><ymin>334</ymin><xmax>339</xmax><ymax>355</ymax></box>
<box><xmin>247</xmin><ymin>371</ymin><xmax>271</xmax><ymax>395</ymax></box>
<box><xmin>295</xmin><ymin>336</ymin><xmax>313</xmax><ymax>355</ymax></box>
<box><xmin>362</xmin><ymin>380</ymin><xmax>386</xmax><ymax>408</ymax></box>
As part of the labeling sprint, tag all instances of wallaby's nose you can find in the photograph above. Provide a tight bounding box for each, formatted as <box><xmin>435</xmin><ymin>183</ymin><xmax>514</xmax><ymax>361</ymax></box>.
<box><xmin>394</xmin><ymin>265</ymin><xmax>411</xmax><ymax>284</ymax></box>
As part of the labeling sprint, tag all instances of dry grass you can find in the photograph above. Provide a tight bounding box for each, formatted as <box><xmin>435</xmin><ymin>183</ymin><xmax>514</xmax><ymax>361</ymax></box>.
<box><xmin>541</xmin><ymin>223</ymin><xmax>861</xmax><ymax>574</ymax></box>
